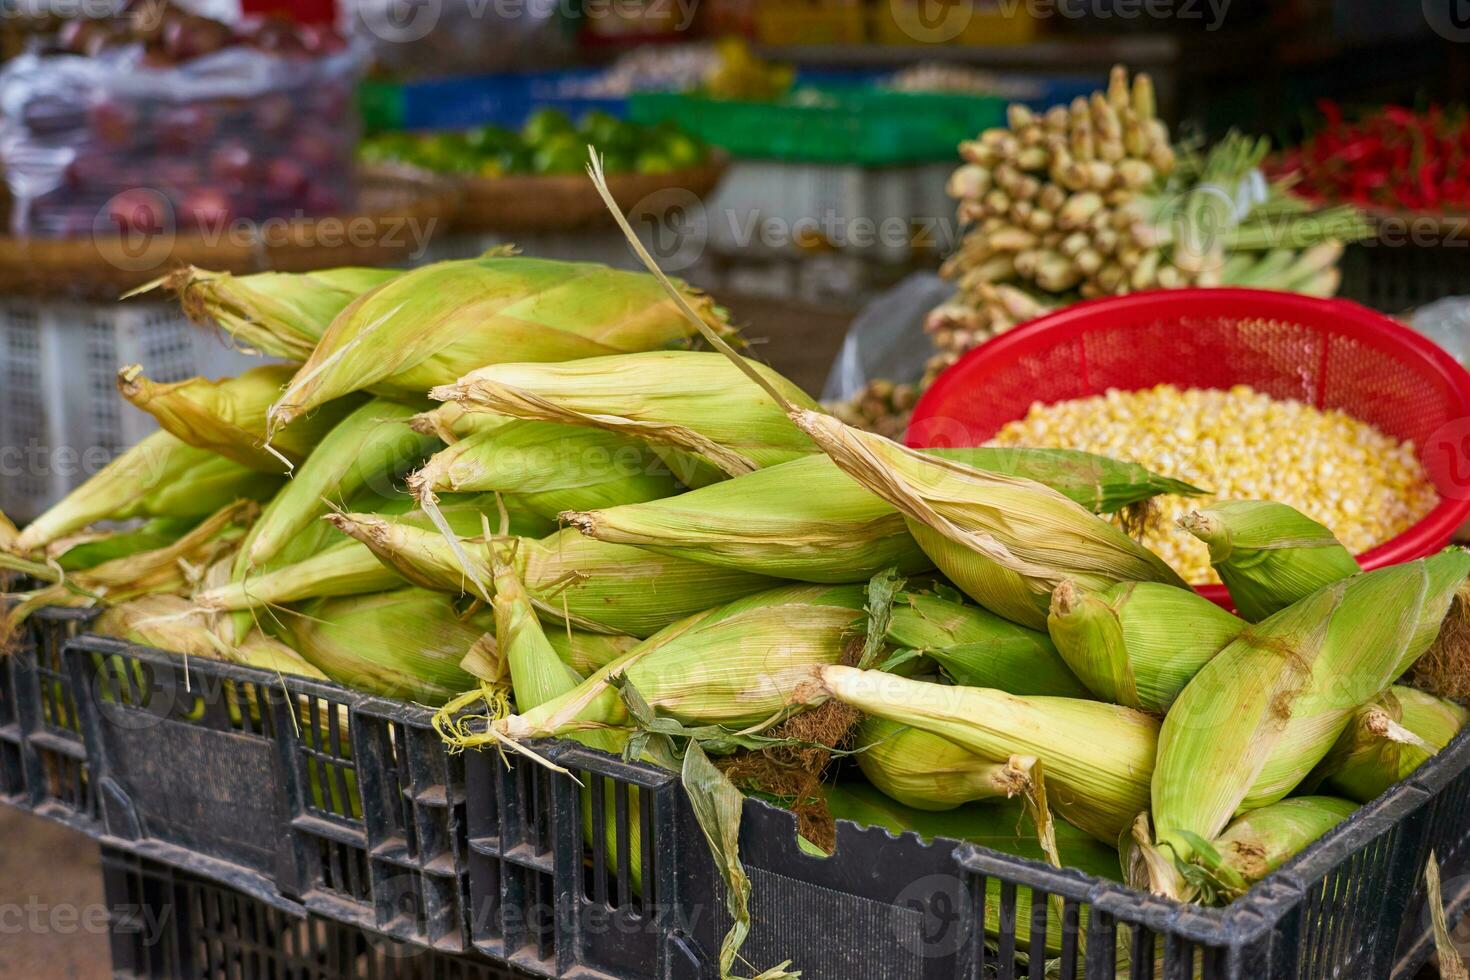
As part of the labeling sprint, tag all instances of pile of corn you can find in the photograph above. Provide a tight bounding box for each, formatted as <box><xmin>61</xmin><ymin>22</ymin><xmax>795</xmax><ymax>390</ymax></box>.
<box><xmin>2</xmin><ymin>240</ymin><xmax>1466</xmax><ymax>970</ymax></box>
<box><xmin>988</xmin><ymin>383</ymin><xmax>1439</xmax><ymax>583</ymax></box>
<box><xmin>834</xmin><ymin>65</ymin><xmax>1368</xmax><ymax>437</ymax></box>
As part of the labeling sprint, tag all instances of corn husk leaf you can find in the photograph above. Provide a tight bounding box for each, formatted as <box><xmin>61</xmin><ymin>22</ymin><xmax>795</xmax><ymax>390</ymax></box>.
<box><xmin>885</xmin><ymin>588</ymin><xmax>1091</xmax><ymax>697</ymax></box>
<box><xmin>1152</xmin><ymin>549</ymin><xmax>1470</xmax><ymax>867</ymax></box>
<box><xmin>567</xmin><ymin>446</ymin><xmax>1198</xmax><ymax>585</ymax></box>
<box><xmin>278</xmin><ymin>587</ymin><xmax>498</xmax><ymax>703</ymax></box>
<box><xmin>409</xmin><ymin>403</ymin><xmax>511</xmax><ymax>444</ymax></box>
<box><xmin>501</xmin><ymin>584</ymin><xmax>866</xmax><ymax>739</ymax></box>
<box><xmin>1181</xmin><ymin>500</ymin><xmax>1361</xmax><ymax>621</ymax></box>
<box><xmin>410</xmin><ymin>419</ymin><xmax>678</xmax><ymax>522</ymax></box>
<box><xmin>328</xmin><ymin>515</ymin><xmax>781</xmax><ymax>638</ymax></box>
<box><xmin>136</xmin><ymin>265</ymin><xmax>399</xmax><ymax>361</ymax></box>
<box><xmin>118</xmin><ymin>363</ymin><xmax>366</xmax><ymax>473</ymax></box>
<box><xmin>430</xmin><ymin>350</ymin><xmax>818</xmax><ymax>488</ymax></box>
<box><xmin>238</xmin><ymin>398</ymin><xmax>439</xmax><ymax>574</ymax></box>
<box><xmin>199</xmin><ymin>493</ymin><xmax>553</xmax><ymax>613</ymax></box>
<box><xmin>49</xmin><ymin>517</ymin><xmax>195</xmax><ymax>572</ymax></box>
<box><xmin>1304</xmin><ymin>685</ymin><xmax>1469</xmax><ymax>803</ymax></box>
<box><xmin>812</xmin><ymin>665</ymin><xmax>1157</xmax><ymax>843</ymax></box>
<box><xmin>12</xmin><ymin>432</ymin><xmax>232</xmax><ymax>553</ymax></box>
<box><xmin>268</xmin><ymin>255</ymin><xmax>731</xmax><ymax>433</ymax></box>
<box><xmin>1047</xmin><ymin>579</ymin><xmax>1245</xmax><ymax>711</ymax></box>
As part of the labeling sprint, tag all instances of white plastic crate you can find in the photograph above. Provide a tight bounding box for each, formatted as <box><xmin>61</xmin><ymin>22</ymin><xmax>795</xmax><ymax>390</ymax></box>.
<box><xmin>704</xmin><ymin>161</ymin><xmax>929</xmax><ymax>264</ymax></box>
<box><xmin>0</xmin><ymin>299</ymin><xmax>260</xmax><ymax>524</ymax></box>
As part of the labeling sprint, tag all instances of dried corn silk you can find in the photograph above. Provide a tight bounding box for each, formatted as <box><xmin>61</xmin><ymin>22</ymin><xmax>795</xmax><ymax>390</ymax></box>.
<box><xmin>988</xmin><ymin>383</ymin><xmax>1436</xmax><ymax>583</ymax></box>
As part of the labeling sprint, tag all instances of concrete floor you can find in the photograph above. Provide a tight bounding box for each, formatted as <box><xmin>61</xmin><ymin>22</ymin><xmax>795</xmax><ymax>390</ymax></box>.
<box><xmin>0</xmin><ymin>807</ymin><xmax>111</xmax><ymax>979</ymax></box>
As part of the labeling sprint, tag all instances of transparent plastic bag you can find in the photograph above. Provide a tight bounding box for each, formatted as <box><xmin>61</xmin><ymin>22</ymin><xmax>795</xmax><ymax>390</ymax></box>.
<box><xmin>821</xmin><ymin>271</ymin><xmax>955</xmax><ymax>402</ymax></box>
<box><xmin>0</xmin><ymin>41</ymin><xmax>366</xmax><ymax>238</ymax></box>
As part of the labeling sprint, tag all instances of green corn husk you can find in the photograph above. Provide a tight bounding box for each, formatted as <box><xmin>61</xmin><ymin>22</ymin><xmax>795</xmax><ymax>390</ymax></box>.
<box><xmin>547</xmin><ymin>627</ymin><xmax>640</xmax><ymax>676</ymax></box>
<box><xmin>1047</xmin><ymin>580</ymin><xmax>1246</xmax><ymax>711</ymax></box>
<box><xmin>1304</xmin><ymin>686</ymin><xmax>1469</xmax><ymax>803</ymax></box>
<box><xmin>884</xmin><ymin>589</ymin><xmax>1091</xmax><ymax>697</ymax></box>
<box><xmin>565</xmin><ymin>448</ymin><xmax>1200</xmax><ymax>585</ymax></box>
<box><xmin>93</xmin><ymin>594</ymin><xmax>327</xmax><ymax>680</ymax></box>
<box><xmin>138</xmin><ymin>265</ymin><xmax>400</xmax><ymax>361</ymax></box>
<box><xmin>327</xmin><ymin>515</ymin><xmax>781</xmax><ymax>638</ymax></box>
<box><xmin>277</xmin><ymin>588</ymin><xmax>499</xmax><ymax>703</ymax></box>
<box><xmin>1171</xmin><ymin>797</ymin><xmax>1357</xmax><ymax>903</ymax></box>
<box><xmin>13</xmin><ymin>432</ymin><xmax>223</xmax><ymax>553</ymax></box>
<box><xmin>855</xmin><ymin>717</ymin><xmax>1029</xmax><ymax>810</ymax></box>
<box><xmin>49</xmin><ymin>517</ymin><xmax>196</xmax><ymax>572</ymax></box>
<box><xmin>806</xmin><ymin>665</ymin><xmax>1158</xmax><ymax>843</ymax></box>
<box><xmin>268</xmin><ymin>255</ymin><xmax>731</xmax><ymax>433</ymax></box>
<box><xmin>792</xmin><ymin>415</ymin><xmax>1188</xmax><ymax>629</ymax></box>
<box><xmin>409</xmin><ymin>403</ymin><xmax>511</xmax><ymax>444</ymax></box>
<box><xmin>1151</xmin><ymin>549</ymin><xmax>1470</xmax><ymax>871</ymax></box>
<box><xmin>4</xmin><ymin>501</ymin><xmax>255</xmax><ymax>645</ymax></box>
<box><xmin>500</xmin><ymin>584</ymin><xmax>867</xmax><ymax>737</ymax></box>
<box><xmin>198</xmin><ymin>494</ymin><xmax>555</xmax><ymax>613</ymax></box>
<box><xmin>115</xmin><ymin>453</ymin><xmax>283</xmax><ymax>524</ymax></box>
<box><xmin>118</xmin><ymin>364</ymin><xmax>366</xmax><ymax>473</ymax></box>
<box><xmin>0</xmin><ymin>510</ymin><xmax>16</xmax><ymax>552</ymax></box>
<box><xmin>823</xmin><ymin>782</ymin><xmax>1120</xmax><ymax>956</ymax></box>
<box><xmin>237</xmin><ymin>398</ymin><xmax>439</xmax><ymax>575</ymax></box>
<box><xmin>1180</xmin><ymin>500</ymin><xmax>1361</xmax><ymax>621</ymax></box>
<box><xmin>409</xmin><ymin>419</ymin><xmax>679</xmax><ymax>522</ymax></box>
<box><xmin>430</xmin><ymin>350</ymin><xmax>819</xmax><ymax>488</ymax></box>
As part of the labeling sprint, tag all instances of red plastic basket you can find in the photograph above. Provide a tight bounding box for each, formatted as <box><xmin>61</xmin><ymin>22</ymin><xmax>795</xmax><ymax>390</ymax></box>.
<box><xmin>906</xmin><ymin>288</ymin><xmax>1470</xmax><ymax>603</ymax></box>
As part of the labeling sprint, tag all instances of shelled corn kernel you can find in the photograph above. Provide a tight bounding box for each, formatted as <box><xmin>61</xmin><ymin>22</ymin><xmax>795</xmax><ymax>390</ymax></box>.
<box><xmin>987</xmin><ymin>384</ymin><xmax>1437</xmax><ymax>583</ymax></box>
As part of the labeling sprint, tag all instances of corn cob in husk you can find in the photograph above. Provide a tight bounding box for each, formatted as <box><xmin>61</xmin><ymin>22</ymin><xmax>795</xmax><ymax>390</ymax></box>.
<box><xmin>565</xmin><ymin>446</ymin><xmax>1195</xmax><ymax>585</ymax></box>
<box><xmin>198</xmin><ymin>494</ymin><xmax>554</xmax><ymax>613</ymax></box>
<box><xmin>409</xmin><ymin>419</ymin><xmax>678</xmax><ymax>522</ymax></box>
<box><xmin>327</xmin><ymin>515</ymin><xmax>780</xmax><ymax>638</ymax></box>
<box><xmin>11</xmin><ymin>433</ymin><xmax>253</xmax><ymax>554</ymax></box>
<box><xmin>1155</xmin><ymin>797</ymin><xmax>1357</xmax><ymax>904</ymax></box>
<box><xmin>791</xmin><ymin>413</ymin><xmax>1186</xmax><ymax>628</ymax></box>
<box><xmin>137</xmin><ymin>265</ymin><xmax>401</xmax><ymax>361</ymax></box>
<box><xmin>1047</xmin><ymin>579</ymin><xmax>1245</xmax><ymax>711</ymax></box>
<box><xmin>4</xmin><ymin>501</ymin><xmax>256</xmax><ymax>645</ymax></box>
<box><xmin>276</xmin><ymin>588</ymin><xmax>498</xmax><ymax>703</ymax></box>
<box><xmin>94</xmin><ymin>594</ymin><xmax>328</xmax><ymax>680</ymax></box>
<box><xmin>885</xmin><ymin>590</ymin><xmax>1089</xmax><ymax>697</ymax></box>
<box><xmin>409</xmin><ymin>403</ymin><xmax>511</xmax><ymax>444</ymax></box>
<box><xmin>236</xmin><ymin>398</ymin><xmax>439</xmax><ymax>575</ymax></box>
<box><xmin>546</xmin><ymin>628</ymin><xmax>640</xmax><ymax>677</ymax></box>
<box><xmin>268</xmin><ymin>256</ymin><xmax>730</xmax><ymax>433</ymax></box>
<box><xmin>1180</xmin><ymin>500</ymin><xmax>1361</xmax><ymax>621</ymax></box>
<box><xmin>48</xmin><ymin>517</ymin><xmax>195</xmax><ymax>572</ymax></box>
<box><xmin>823</xmin><ymin>781</ymin><xmax>1120</xmax><ymax>956</ymax></box>
<box><xmin>430</xmin><ymin>350</ymin><xmax>818</xmax><ymax>488</ymax></box>
<box><xmin>118</xmin><ymin>364</ymin><xmax>366</xmax><ymax>474</ymax></box>
<box><xmin>116</xmin><ymin>453</ymin><xmax>283</xmax><ymax>524</ymax></box>
<box><xmin>1303</xmin><ymin>686</ymin><xmax>1468</xmax><ymax>803</ymax></box>
<box><xmin>1151</xmin><ymin>550</ymin><xmax>1470</xmax><ymax>869</ymax></box>
<box><xmin>500</xmin><ymin>584</ymin><xmax>867</xmax><ymax>738</ymax></box>
<box><xmin>809</xmin><ymin>665</ymin><xmax>1157</xmax><ymax>842</ymax></box>
<box><xmin>855</xmin><ymin>717</ymin><xmax>1030</xmax><ymax>810</ymax></box>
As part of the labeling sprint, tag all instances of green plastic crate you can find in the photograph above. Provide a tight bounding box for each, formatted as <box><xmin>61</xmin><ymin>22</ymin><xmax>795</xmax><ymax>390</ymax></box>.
<box><xmin>629</xmin><ymin>87</ymin><xmax>1006</xmax><ymax>166</ymax></box>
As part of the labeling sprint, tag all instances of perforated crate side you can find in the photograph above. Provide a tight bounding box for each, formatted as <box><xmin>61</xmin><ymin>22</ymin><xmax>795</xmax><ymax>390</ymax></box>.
<box><xmin>7</xmin><ymin>607</ymin><xmax>99</xmax><ymax>828</ymax></box>
<box><xmin>101</xmin><ymin>846</ymin><xmax>522</xmax><ymax>980</ymax></box>
<box><xmin>65</xmin><ymin>633</ymin><xmax>498</xmax><ymax>957</ymax></box>
<box><xmin>462</xmin><ymin>738</ymin><xmax>711</xmax><ymax>979</ymax></box>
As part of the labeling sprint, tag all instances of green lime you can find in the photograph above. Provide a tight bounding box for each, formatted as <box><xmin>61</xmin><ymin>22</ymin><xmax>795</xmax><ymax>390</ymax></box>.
<box><xmin>522</xmin><ymin>108</ymin><xmax>574</xmax><ymax>146</ymax></box>
<box><xmin>635</xmin><ymin>149</ymin><xmax>677</xmax><ymax>175</ymax></box>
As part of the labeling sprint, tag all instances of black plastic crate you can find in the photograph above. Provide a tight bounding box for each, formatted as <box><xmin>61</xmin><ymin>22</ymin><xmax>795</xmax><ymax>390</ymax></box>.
<box><xmin>101</xmin><ymin>846</ymin><xmax>524</xmax><ymax>980</ymax></box>
<box><xmin>1338</xmin><ymin>236</ymin><xmax>1470</xmax><ymax>314</ymax></box>
<box><xmin>65</xmin><ymin>633</ymin><xmax>478</xmax><ymax>953</ymax></box>
<box><xmin>45</xmin><ymin>629</ymin><xmax>1470</xmax><ymax>980</ymax></box>
<box><xmin>0</xmin><ymin>605</ymin><xmax>100</xmax><ymax>828</ymax></box>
